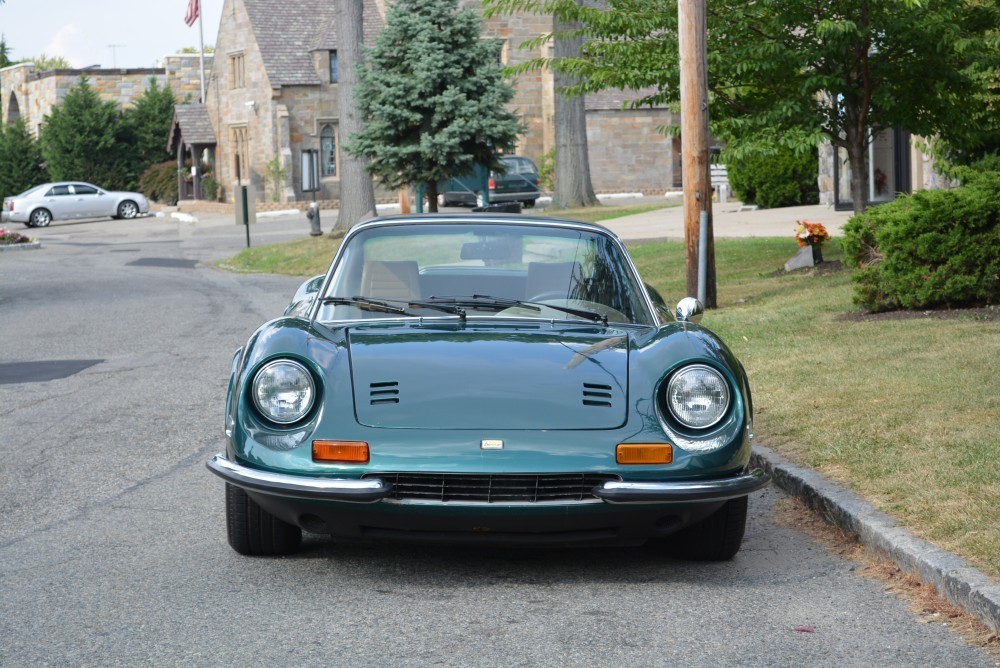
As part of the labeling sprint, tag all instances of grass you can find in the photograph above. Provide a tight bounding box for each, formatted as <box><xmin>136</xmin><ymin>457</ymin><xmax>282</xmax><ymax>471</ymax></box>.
<box><xmin>221</xmin><ymin>212</ymin><xmax>999</xmax><ymax>579</ymax></box>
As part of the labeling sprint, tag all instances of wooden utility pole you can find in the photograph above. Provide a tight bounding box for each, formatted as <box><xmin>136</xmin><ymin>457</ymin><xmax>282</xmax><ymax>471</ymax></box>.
<box><xmin>678</xmin><ymin>0</ymin><xmax>716</xmax><ymax>307</ymax></box>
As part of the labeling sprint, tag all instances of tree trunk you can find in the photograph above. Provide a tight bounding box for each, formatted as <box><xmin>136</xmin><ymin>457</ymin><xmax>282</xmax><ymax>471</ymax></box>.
<box><xmin>552</xmin><ymin>13</ymin><xmax>598</xmax><ymax>209</ymax></box>
<box><xmin>844</xmin><ymin>119</ymin><xmax>870</xmax><ymax>214</ymax></box>
<box><xmin>333</xmin><ymin>0</ymin><xmax>377</xmax><ymax>231</ymax></box>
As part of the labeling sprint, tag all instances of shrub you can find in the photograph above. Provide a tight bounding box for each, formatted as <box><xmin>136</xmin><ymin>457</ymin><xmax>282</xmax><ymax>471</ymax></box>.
<box><xmin>202</xmin><ymin>175</ymin><xmax>219</xmax><ymax>201</ymax></box>
<box><xmin>842</xmin><ymin>161</ymin><xmax>1000</xmax><ymax>312</ymax></box>
<box><xmin>726</xmin><ymin>146</ymin><xmax>819</xmax><ymax>209</ymax></box>
<box><xmin>139</xmin><ymin>161</ymin><xmax>179</xmax><ymax>205</ymax></box>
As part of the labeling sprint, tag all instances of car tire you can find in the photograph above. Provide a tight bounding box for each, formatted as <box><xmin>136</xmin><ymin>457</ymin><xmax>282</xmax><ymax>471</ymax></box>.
<box><xmin>671</xmin><ymin>496</ymin><xmax>748</xmax><ymax>561</ymax></box>
<box><xmin>117</xmin><ymin>200</ymin><xmax>139</xmax><ymax>219</ymax></box>
<box><xmin>225</xmin><ymin>483</ymin><xmax>302</xmax><ymax>556</ymax></box>
<box><xmin>522</xmin><ymin>199</ymin><xmax>536</xmax><ymax>209</ymax></box>
<box><xmin>29</xmin><ymin>208</ymin><xmax>52</xmax><ymax>227</ymax></box>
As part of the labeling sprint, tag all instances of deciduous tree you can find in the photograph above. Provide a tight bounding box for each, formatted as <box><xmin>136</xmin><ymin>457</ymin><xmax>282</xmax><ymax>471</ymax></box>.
<box><xmin>333</xmin><ymin>0</ymin><xmax>377</xmax><ymax>230</ymax></box>
<box><xmin>489</xmin><ymin>0</ymin><xmax>998</xmax><ymax>214</ymax></box>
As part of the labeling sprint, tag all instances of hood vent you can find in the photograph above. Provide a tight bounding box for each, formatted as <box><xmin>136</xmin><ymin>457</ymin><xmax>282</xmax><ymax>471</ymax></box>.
<box><xmin>582</xmin><ymin>383</ymin><xmax>613</xmax><ymax>407</ymax></box>
<box><xmin>370</xmin><ymin>381</ymin><xmax>400</xmax><ymax>405</ymax></box>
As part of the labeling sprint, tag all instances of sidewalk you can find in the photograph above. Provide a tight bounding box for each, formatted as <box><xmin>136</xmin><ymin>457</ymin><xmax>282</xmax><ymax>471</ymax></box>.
<box><xmin>168</xmin><ymin>196</ymin><xmax>855</xmax><ymax>243</ymax></box>
<box><xmin>594</xmin><ymin>200</ymin><xmax>854</xmax><ymax>242</ymax></box>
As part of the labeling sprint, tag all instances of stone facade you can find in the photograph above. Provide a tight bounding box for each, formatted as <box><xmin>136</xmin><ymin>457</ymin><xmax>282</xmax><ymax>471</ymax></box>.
<box><xmin>0</xmin><ymin>55</ymin><xmax>213</xmax><ymax>136</ymax></box>
<box><xmin>189</xmin><ymin>0</ymin><xmax>678</xmax><ymax>206</ymax></box>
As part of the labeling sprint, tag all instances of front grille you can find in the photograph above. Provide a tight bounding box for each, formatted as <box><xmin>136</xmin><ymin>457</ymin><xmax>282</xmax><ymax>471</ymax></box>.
<box><xmin>369</xmin><ymin>473</ymin><xmax>620</xmax><ymax>503</ymax></box>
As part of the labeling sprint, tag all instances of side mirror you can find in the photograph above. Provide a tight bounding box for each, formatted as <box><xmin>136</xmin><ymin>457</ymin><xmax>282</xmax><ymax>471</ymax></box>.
<box><xmin>284</xmin><ymin>274</ymin><xmax>325</xmax><ymax>317</ymax></box>
<box><xmin>675</xmin><ymin>297</ymin><xmax>704</xmax><ymax>323</ymax></box>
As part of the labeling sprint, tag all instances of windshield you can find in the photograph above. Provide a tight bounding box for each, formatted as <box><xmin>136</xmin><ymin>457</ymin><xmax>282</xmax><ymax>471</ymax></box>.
<box><xmin>318</xmin><ymin>222</ymin><xmax>653</xmax><ymax>325</ymax></box>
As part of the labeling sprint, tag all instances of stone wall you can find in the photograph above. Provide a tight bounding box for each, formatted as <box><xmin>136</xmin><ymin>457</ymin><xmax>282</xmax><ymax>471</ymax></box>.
<box><xmin>586</xmin><ymin>109</ymin><xmax>675</xmax><ymax>193</ymax></box>
<box><xmin>0</xmin><ymin>56</ymin><xmax>214</xmax><ymax>138</ymax></box>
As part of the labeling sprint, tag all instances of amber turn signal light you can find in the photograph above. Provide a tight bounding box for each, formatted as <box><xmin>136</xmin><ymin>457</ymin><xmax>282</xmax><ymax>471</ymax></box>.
<box><xmin>616</xmin><ymin>443</ymin><xmax>672</xmax><ymax>465</ymax></box>
<box><xmin>312</xmin><ymin>440</ymin><xmax>370</xmax><ymax>464</ymax></box>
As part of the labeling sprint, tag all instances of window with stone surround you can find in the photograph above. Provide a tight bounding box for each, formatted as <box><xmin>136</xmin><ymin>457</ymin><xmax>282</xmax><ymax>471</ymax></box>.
<box><xmin>228</xmin><ymin>52</ymin><xmax>246</xmax><ymax>89</ymax></box>
<box><xmin>329</xmin><ymin>51</ymin><xmax>339</xmax><ymax>84</ymax></box>
<box><xmin>320</xmin><ymin>124</ymin><xmax>337</xmax><ymax>177</ymax></box>
<box><xmin>231</xmin><ymin>125</ymin><xmax>250</xmax><ymax>182</ymax></box>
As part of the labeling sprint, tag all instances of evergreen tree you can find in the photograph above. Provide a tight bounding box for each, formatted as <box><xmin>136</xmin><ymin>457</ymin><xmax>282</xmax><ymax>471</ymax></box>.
<box><xmin>0</xmin><ymin>119</ymin><xmax>48</xmax><ymax>199</ymax></box>
<box><xmin>348</xmin><ymin>0</ymin><xmax>524</xmax><ymax>212</ymax></box>
<box><xmin>0</xmin><ymin>35</ymin><xmax>13</xmax><ymax>68</ymax></box>
<box><xmin>122</xmin><ymin>77</ymin><xmax>177</xmax><ymax>185</ymax></box>
<box><xmin>40</xmin><ymin>77</ymin><xmax>129</xmax><ymax>189</ymax></box>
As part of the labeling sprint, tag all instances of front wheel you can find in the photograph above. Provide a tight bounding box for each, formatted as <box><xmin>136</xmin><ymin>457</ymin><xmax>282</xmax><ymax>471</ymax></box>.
<box><xmin>225</xmin><ymin>483</ymin><xmax>302</xmax><ymax>556</ymax></box>
<box><xmin>117</xmin><ymin>200</ymin><xmax>139</xmax><ymax>219</ymax></box>
<box><xmin>29</xmin><ymin>208</ymin><xmax>52</xmax><ymax>227</ymax></box>
<box><xmin>670</xmin><ymin>496</ymin><xmax>748</xmax><ymax>561</ymax></box>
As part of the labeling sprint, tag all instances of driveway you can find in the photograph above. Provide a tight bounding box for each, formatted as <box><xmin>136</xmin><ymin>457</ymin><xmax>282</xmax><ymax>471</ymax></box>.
<box><xmin>0</xmin><ymin>212</ymin><xmax>991</xmax><ymax>667</ymax></box>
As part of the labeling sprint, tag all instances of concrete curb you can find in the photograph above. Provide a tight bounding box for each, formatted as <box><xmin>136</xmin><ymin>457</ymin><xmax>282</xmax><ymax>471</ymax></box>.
<box><xmin>0</xmin><ymin>240</ymin><xmax>41</xmax><ymax>252</ymax></box>
<box><xmin>752</xmin><ymin>444</ymin><xmax>1000</xmax><ymax>634</ymax></box>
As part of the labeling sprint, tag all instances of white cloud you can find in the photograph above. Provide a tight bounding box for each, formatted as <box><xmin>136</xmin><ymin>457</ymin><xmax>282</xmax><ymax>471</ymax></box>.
<box><xmin>42</xmin><ymin>24</ymin><xmax>84</xmax><ymax>67</ymax></box>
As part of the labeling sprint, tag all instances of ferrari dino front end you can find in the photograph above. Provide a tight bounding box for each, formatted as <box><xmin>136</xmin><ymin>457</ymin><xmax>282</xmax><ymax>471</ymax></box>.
<box><xmin>207</xmin><ymin>215</ymin><xmax>769</xmax><ymax>558</ymax></box>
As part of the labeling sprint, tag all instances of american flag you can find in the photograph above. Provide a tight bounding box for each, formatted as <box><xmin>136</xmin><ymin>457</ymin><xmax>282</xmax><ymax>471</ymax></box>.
<box><xmin>184</xmin><ymin>0</ymin><xmax>200</xmax><ymax>27</ymax></box>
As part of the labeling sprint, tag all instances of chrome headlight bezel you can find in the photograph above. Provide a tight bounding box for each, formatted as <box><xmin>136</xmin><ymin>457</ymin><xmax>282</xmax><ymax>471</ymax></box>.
<box><xmin>251</xmin><ymin>359</ymin><xmax>317</xmax><ymax>426</ymax></box>
<box><xmin>662</xmin><ymin>363</ymin><xmax>731</xmax><ymax>431</ymax></box>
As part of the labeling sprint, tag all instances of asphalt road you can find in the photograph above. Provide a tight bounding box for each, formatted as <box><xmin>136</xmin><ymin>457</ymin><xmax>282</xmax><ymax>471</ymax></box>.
<box><xmin>0</xmin><ymin>214</ymin><xmax>992</xmax><ymax>667</ymax></box>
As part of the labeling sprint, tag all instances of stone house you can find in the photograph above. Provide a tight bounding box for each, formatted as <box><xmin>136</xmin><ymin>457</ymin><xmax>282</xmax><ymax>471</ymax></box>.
<box><xmin>167</xmin><ymin>0</ymin><xmax>679</xmax><ymax>207</ymax></box>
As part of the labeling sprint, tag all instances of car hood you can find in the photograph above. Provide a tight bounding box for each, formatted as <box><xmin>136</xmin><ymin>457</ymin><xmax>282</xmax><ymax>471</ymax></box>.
<box><xmin>347</xmin><ymin>325</ymin><xmax>629</xmax><ymax>430</ymax></box>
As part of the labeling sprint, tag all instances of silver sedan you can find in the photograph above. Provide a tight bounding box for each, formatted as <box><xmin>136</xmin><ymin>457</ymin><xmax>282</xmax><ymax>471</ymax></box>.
<box><xmin>1</xmin><ymin>182</ymin><xmax>150</xmax><ymax>227</ymax></box>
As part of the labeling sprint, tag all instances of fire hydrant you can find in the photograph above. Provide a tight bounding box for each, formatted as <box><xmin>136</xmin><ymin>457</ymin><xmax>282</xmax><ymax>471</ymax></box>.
<box><xmin>306</xmin><ymin>202</ymin><xmax>322</xmax><ymax>236</ymax></box>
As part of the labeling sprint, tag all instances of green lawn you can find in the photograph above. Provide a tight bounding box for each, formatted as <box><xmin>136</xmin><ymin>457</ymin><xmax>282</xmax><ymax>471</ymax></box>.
<box><xmin>221</xmin><ymin>215</ymin><xmax>999</xmax><ymax>578</ymax></box>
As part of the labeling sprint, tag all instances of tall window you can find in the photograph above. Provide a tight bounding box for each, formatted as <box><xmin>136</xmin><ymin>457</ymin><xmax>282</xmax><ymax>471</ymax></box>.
<box><xmin>231</xmin><ymin>126</ymin><xmax>250</xmax><ymax>182</ymax></box>
<box><xmin>229</xmin><ymin>52</ymin><xmax>246</xmax><ymax>89</ymax></box>
<box><xmin>329</xmin><ymin>50</ymin><xmax>339</xmax><ymax>83</ymax></box>
<box><xmin>320</xmin><ymin>124</ymin><xmax>337</xmax><ymax>177</ymax></box>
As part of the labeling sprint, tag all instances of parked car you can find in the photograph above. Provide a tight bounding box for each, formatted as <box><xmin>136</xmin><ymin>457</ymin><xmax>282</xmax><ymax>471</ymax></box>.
<box><xmin>440</xmin><ymin>156</ymin><xmax>541</xmax><ymax>208</ymax></box>
<box><xmin>1</xmin><ymin>182</ymin><xmax>149</xmax><ymax>227</ymax></box>
<box><xmin>207</xmin><ymin>214</ymin><xmax>769</xmax><ymax>558</ymax></box>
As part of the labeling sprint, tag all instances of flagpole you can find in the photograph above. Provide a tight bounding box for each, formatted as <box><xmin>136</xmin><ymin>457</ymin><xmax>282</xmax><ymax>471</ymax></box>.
<box><xmin>197</xmin><ymin>0</ymin><xmax>206</xmax><ymax>103</ymax></box>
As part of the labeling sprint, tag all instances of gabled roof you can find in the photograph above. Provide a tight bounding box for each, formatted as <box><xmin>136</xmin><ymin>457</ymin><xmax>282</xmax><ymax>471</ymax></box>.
<box><xmin>244</xmin><ymin>0</ymin><xmax>384</xmax><ymax>88</ymax></box>
<box><xmin>168</xmin><ymin>104</ymin><xmax>216</xmax><ymax>151</ymax></box>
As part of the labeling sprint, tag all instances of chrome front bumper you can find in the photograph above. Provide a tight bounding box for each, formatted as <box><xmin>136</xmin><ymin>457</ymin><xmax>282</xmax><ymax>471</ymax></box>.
<box><xmin>208</xmin><ymin>454</ymin><xmax>770</xmax><ymax>505</ymax></box>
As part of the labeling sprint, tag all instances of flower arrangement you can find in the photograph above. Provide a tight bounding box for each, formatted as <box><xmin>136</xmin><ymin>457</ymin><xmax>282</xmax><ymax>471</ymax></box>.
<box><xmin>0</xmin><ymin>227</ymin><xmax>33</xmax><ymax>245</ymax></box>
<box><xmin>794</xmin><ymin>220</ymin><xmax>830</xmax><ymax>248</ymax></box>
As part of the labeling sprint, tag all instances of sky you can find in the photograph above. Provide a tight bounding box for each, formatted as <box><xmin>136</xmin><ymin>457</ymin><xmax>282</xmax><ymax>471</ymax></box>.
<box><xmin>1</xmin><ymin>0</ymin><xmax>225</xmax><ymax>69</ymax></box>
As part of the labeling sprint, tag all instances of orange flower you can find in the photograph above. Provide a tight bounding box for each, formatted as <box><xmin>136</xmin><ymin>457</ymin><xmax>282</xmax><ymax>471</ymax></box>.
<box><xmin>794</xmin><ymin>221</ymin><xmax>830</xmax><ymax>248</ymax></box>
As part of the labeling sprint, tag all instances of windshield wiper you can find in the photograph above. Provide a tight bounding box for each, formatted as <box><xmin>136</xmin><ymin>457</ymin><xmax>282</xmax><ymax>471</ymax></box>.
<box><xmin>425</xmin><ymin>294</ymin><xmax>608</xmax><ymax>325</ymax></box>
<box><xmin>321</xmin><ymin>296</ymin><xmax>413</xmax><ymax>316</ymax></box>
<box><xmin>323</xmin><ymin>296</ymin><xmax>467</xmax><ymax>318</ymax></box>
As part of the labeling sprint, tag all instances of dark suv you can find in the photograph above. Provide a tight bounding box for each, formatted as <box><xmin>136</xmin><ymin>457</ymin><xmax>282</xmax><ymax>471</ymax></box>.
<box><xmin>440</xmin><ymin>156</ymin><xmax>541</xmax><ymax>208</ymax></box>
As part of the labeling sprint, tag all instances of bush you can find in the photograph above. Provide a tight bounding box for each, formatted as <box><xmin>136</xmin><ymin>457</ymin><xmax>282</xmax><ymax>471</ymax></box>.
<box><xmin>202</xmin><ymin>175</ymin><xmax>219</xmax><ymax>201</ymax></box>
<box><xmin>842</xmin><ymin>161</ymin><xmax>1000</xmax><ymax>312</ymax></box>
<box><xmin>139</xmin><ymin>161</ymin><xmax>179</xmax><ymax>205</ymax></box>
<box><xmin>726</xmin><ymin>146</ymin><xmax>819</xmax><ymax>209</ymax></box>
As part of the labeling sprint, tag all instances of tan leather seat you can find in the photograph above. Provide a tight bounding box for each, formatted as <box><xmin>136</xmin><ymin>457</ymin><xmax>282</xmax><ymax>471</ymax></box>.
<box><xmin>360</xmin><ymin>260</ymin><xmax>421</xmax><ymax>300</ymax></box>
<box><xmin>525</xmin><ymin>261</ymin><xmax>582</xmax><ymax>300</ymax></box>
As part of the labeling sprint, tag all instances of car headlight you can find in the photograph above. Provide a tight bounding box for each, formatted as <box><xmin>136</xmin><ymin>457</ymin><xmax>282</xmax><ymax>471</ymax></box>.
<box><xmin>252</xmin><ymin>360</ymin><xmax>316</xmax><ymax>424</ymax></box>
<box><xmin>664</xmin><ymin>364</ymin><xmax>730</xmax><ymax>429</ymax></box>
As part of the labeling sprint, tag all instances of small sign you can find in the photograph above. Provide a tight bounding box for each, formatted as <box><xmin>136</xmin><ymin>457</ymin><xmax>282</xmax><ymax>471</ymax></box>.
<box><xmin>481</xmin><ymin>439</ymin><xmax>503</xmax><ymax>450</ymax></box>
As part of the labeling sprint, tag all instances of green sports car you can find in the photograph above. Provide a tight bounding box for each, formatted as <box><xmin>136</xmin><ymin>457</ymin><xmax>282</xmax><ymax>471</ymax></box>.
<box><xmin>207</xmin><ymin>214</ymin><xmax>769</xmax><ymax>558</ymax></box>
